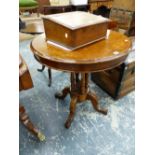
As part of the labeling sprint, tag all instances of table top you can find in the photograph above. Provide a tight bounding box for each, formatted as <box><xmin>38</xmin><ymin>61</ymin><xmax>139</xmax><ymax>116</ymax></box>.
<box><xmin>30</xmin><ymin>30</ymin><xmax>132</xmax><ymax>72</ymax></box>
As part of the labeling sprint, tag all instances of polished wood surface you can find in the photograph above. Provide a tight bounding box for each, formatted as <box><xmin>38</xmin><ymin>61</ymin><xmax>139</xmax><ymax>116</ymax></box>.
<box><xmin>31</xmin><ymin>30</ymin><xmax>131</xmax><ymax>128</ymax></box>
<box><xmin>19</xmin><ymin>55</ymin><xmax>45</xmax><ymax>140</ymax></box>
<box><xmin>55</xmin><ymin>72</ymin><xmax>108</xmax><ymax>128</ymax></box>
<box><xmin>43</xmin><ymin>12</ymin><xmax>109</xmax><ymax>29</ymax></box>
<box><xmin>43</xmin><ymin>18</ymin><xmax>108</xmax><ymax>50</ymax></box>
<box><xmin>91</xmin><ymin>37</ymin><xmax>135</xmax><ymax>99</ymax></box>
<box><xmin>31</xmin><ymin>30</ymin><xmax>132</xmax><ymax>72</ymax></box>
<box><xmin>43</xmin><ymin>12</ymin><xmax>109</xmax><ymax>50</ymax></box>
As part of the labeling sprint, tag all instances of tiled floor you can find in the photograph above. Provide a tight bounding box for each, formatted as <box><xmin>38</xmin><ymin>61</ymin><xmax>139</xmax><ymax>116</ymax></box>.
<box><xmin>19</xmin><ymin>39</ymin><xmax>135</xmax><ymax>155</ymax></box>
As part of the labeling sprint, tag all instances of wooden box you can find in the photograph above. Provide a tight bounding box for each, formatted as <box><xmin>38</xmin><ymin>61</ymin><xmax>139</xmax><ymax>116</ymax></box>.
<box><xmin>91</xmin><ymin>38</ymin><xmax>135</xmax><ymax>99</ymax></box>
<box><xmin>43</xmin><ymin>11</ymin><xmax>109</xmax><ymax>50</ymax></box>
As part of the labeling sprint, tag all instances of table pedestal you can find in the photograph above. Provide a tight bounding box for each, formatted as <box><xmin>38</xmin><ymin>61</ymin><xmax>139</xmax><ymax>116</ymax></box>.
<box><xmin>55</xmin><ymin>73</ymin><xmax>108</xmax><ymax>128</ymax></box>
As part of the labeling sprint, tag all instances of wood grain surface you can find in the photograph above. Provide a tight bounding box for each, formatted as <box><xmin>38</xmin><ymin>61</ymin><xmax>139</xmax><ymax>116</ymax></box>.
<box><xmin>30</xmin><ymin>30</ymin><xmax>132</xmax><ymax>72</ymax></box>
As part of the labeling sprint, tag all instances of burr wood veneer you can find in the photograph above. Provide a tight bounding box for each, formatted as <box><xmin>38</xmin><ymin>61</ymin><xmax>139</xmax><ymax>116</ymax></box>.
<box><xmin>43</xmin><ymin>11</ymin><xmax>110</xmax><ymax>50</ymax></box>
<box><xmin>30</xmin><ymin>30</ymin><xmax>132</xmax><ymax>128</ymax></box>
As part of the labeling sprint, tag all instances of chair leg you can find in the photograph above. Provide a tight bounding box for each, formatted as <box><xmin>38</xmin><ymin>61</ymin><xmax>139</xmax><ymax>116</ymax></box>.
<box><xmin>37</xmin><ymin>65</ymin><xmax>52</xmax><ymax>87</ymax></box>
<box><xmin>19</xmin><ymin>104</ymin><xmax>45</xmax><ymax>141</ymax></box>
<box><xmin>48</xmin><ymin>68</ymin><xmax>52</xmax><ymax>87</ymax></box>
<box><xmin>37</xmin><ymin>65</ymin><xmax>45</xmax><ymax>72</ymax></box>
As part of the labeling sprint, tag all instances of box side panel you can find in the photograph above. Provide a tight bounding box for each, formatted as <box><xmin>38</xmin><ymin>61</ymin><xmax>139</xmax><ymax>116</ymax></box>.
<box><xmin>43</xmin><ymin>19</ymin><xmax>73</xmax><ymax>48</ymax></box>
<box><xmin>91</xmin><ymin>64</ymin><xmax>135</xmax><ymax>99</ymax></box>
<box><xmin>120</xmin><ymin>76</ymin><xmax>135</xmax><ymax>90</ymax></box>
<box><xmin>73</xmin><ymin>23</ymin><xmax>107</xmax><ymax>47</ymax></box>
<box><xmin>118</xmin><ymin>85</ymin><xmax>135</xmax><ymax>99</ymax></box>
<box><xmin>104</xmin><ymin>68</ymin><xmax>122</xmax><ymax>83</ymax></box>
<box><xmin>91</xmin><ymin>72</ymin><xmax>117</xmax><ymax>98</ymax></box>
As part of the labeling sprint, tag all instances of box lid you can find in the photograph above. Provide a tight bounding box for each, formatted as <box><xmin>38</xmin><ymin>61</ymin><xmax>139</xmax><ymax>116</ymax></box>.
<box><xmin>43</xmin><ymin>11</ymin><xmax>109</xmax><ymax>30</ymax></box>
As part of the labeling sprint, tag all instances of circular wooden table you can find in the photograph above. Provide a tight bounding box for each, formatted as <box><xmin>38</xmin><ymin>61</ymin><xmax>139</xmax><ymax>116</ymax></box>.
<box><xmin>30</xmin><ymin>30</ymin><xmax>132</xmax><ymax>128</ymax></box>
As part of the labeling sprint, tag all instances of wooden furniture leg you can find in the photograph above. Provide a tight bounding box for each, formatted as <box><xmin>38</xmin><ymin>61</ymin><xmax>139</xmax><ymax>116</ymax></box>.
<box><xmin>55</xmin><ymin>86</ymin><xmax>70</xmax><ymax>99</ymax></box>
<box><xmin>64</xmin><ymin>96</ymin><xmax>78</xmax><ymax>128</ymax></box>
<box><xmin>86</xmin><ymin>92</ymin><xmax>108</xmax><ymax>115</ymax></box>
<box><xmin>37</xmin><ymin>65</ymin><xmax>45</xmax><ymax>72</ymax></box>
<box><xmin>48</xmin><ymin>68</ymin><xmax>52</xmax><ymax>87</ymax></box>
<box><xmin>55</xmin><ymin>72</ymin><xmax>108</xmax><ymax>128</ymax></box>
<box><xmin>37</xmin><ymin>65</ymin><xmax>52</xmax><ymax>87</ymax></box>
<box><xmin>19</xmin><ymin>104</ymin><xmax>45</xmax><ymax>141</ymax></box>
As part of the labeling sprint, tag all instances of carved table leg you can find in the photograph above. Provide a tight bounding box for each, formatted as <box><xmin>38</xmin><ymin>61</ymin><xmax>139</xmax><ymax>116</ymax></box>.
<box><xmin>37</xmin><ymin>65</ymin><xmax>45</xmax><ymax>72</ymax></box>
<box><xmin>55</xmin><ymin>72</ymin><xmax>108</xmax><ymax>128</ymax></box>
<box><xmin>19</xmin><ymin>104</ymin><xmax>45</xmax><ymax>141</ymax></box>
<box><xmin>64</xmin><ymin>96</ymin><xmax>77</xmax><ymax>128</ymax></box>
<box><xmin>86</xmin><ymin>92</ymin><xmax>108</xmax><ymax>115</ymax></box>
<box><xmin>55</xmin><ymin>86</ymin><xmax>70</xmax><ymax>99</ymax></box>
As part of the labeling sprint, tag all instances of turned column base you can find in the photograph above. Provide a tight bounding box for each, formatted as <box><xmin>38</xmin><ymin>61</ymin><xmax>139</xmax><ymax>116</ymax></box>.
<box><xmin>55</xmin><ymin>73</ymin><xmax>108</xmax><ymax>128</ymax></box>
